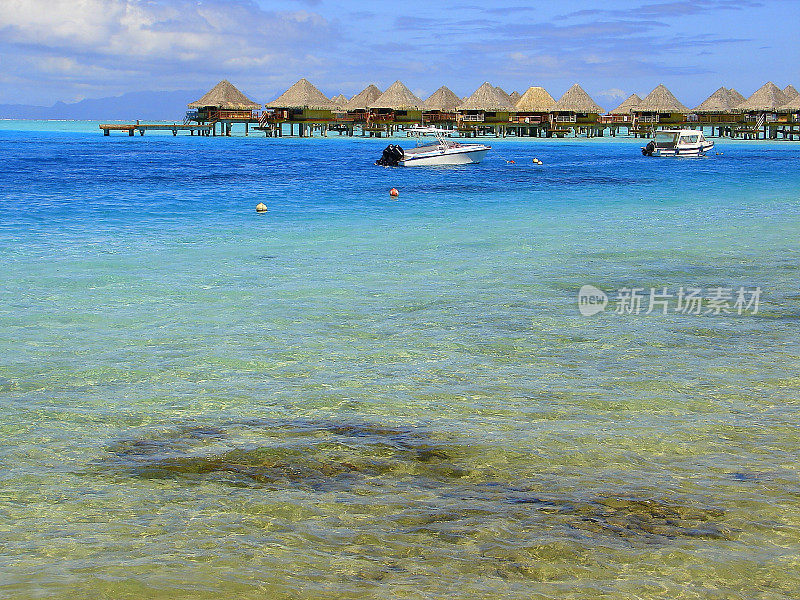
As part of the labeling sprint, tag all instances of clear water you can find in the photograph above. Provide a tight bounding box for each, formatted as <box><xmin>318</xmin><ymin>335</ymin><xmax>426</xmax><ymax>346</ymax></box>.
<box><xmin>1</xmin><ymin>123</ymin><xmax>799</xmax><ymax>599</ymax></box>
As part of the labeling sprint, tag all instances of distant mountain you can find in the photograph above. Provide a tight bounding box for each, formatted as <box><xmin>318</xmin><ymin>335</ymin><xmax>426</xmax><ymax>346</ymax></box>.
<box><xmin>0</xmin><ymin>89</ymin><xmax>207</xmax><ymax>120</ymax></box>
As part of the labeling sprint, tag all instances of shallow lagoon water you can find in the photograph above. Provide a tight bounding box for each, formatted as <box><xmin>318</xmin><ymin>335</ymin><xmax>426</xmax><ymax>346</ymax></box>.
<box><xmin>1</xmin><ymin>124</ymin><xmax>799</xmax><ymax>599</ymax></box>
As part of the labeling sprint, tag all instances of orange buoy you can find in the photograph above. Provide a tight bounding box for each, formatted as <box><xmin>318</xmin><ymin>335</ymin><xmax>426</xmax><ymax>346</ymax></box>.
<box><xmin>256</xmin><ymin>202</ymin><xmax>267</xmax><ymax>213</ymax></box>
<box><xmin>390</xmin><ymin>188</ymin><xmax>399</xmax><ymax>198</ymax></box>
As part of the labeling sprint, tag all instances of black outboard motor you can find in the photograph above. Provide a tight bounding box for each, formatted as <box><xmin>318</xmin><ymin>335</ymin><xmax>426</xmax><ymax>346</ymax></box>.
<box><xmin>375</xmin><ymin>144</ymin><xmax>404</xmax><ymax>166</ymax></box>
<box><xmin>641</xmin><ymin>140</ymin><xmax>656</xmax><ymax>156</ymax></box>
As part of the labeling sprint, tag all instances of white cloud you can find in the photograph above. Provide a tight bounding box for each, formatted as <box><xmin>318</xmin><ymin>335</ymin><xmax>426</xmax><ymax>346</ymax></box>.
<box><xmin>597</xmin><ymin>88</ymin><xmax>628</xmax><ymax>99</ymax></box>
<box><xmin>0</xmin><ymin>0</ymin><xmax>338</xmax><ymax>103</ymax></box>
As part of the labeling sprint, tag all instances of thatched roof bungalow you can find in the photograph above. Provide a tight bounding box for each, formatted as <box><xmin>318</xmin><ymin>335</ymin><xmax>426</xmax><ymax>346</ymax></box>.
<box><xmin>600</xmin><ymin>93</ymin><xmax>641</xmax><ymax>124</ymax></box>
<box><xmin>187</xmin><ymin>80</ymin><xmax>260</xmax><ymax>121</ymax></box>
<box><xmin>550</xmin><ymin>84</ymin><xmax>604</xmax><ymax>126</ymax></box>
<box><xmin>422</xmin><ymin>86</ymin><xmax>461</xmax><ymax>123</ymax></box>
<box><xmin>495</xmin><ymin>87</ymin><xmax>514</xmax><ymax>105</ymax></box>
<box><xmin>632</xmin><ymin>84</ymin><xmax>688</xmax><ymax>125</ymax></box>
<box><xmin>694</xmin><ymin>87</ymin><xmax>734</xmax><ymax>113</ymax></box>
<box><xmin>341</xmin><ymin>85</ymin><xmax>382</xmax><ymax>124</ymax></box>
<box><xmin>691</xmin><ymin>87</ymin><xmax>741</xmax><ymax>123</ymax></box>
<box><xmin>727</xmin><ymin>89</ymin><xmax>746</xmax><ymax>106</ymax></box>
<box><xmin>509</xmin><ymin>91</ymin><xmax>522</xmax><ymax>104</ymax></box>
<box><xmin>608</xmin><ymin>94</ymin><xmax>641</xmax><ymax>114</ymax></box>
<box><xmin>783</xmin><ymin>85</ymin><xmax>799</xmax><ymax>101</ymax></box>
<box><xmin>265</xmin><ymin>78</ymin><xmax>335</xmax><ymax>122</ymax></box>
<box><xmin>779</xmin><ymin>93</ymin><xmax>800</xmax><ymax>118</ymax></box>
<box><xmin>513</xmin><ymin>87</ymin><xmax>555</xmax><ymax>124</ymax></box>
<box><xmin>457</xmin><ymin>82</ymin><xmax>516</xmax><ymax>124</ymax></box>
<box><xmin>736</xmin><ymin>82</ymin><xmax>786</xmax><ymax>113</ymax></box>
<box><xmin>330</xmin><ymin>94</ymin><xmax>348</xmax><ymax>108</ymax></box>
<box><xmin>368</xmin><ymin>80</ymin><xmax>424</xmax><ymax>123</ymax></box>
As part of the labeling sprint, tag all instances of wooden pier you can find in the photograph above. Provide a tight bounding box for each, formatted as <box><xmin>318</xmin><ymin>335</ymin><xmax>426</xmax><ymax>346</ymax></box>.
<box><xmin>100</xmin><ymin>123</ymin><xmax>213</xmax><ymax>136</ymax></box>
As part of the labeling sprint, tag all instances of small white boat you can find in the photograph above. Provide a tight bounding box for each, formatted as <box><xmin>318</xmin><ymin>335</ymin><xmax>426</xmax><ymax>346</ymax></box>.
<box><xmin>404</xmin><ymin>124</ymin><xmax>452</xmax><ymax>137</ymax></box>
<box><xmin>641</xmin><ymin>129</ymin><xmax>714</xmax><ymax>157</ymax></box>
<box><xmin>375</xmin><ymin>128</ymin><xmax>491</xmax><ymax>167</ymax></box>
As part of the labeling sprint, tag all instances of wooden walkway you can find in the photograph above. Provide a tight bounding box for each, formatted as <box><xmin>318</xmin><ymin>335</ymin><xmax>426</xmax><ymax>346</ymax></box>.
<box><xmin>100</xmin><ymin>123</ymin><xmax>212</xmax><ymax>136</ymax></box>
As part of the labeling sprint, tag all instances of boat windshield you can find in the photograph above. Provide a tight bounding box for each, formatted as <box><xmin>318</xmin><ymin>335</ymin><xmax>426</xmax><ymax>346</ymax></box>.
<box><xmin>679</xmin><ymin>133</ymin><xmax>700</xmax><ymax>144</ymax></box>
<box><xmin>654</xmin><ymin>132</ymin><xmax>677</xmax><ymax>147</ymax></box>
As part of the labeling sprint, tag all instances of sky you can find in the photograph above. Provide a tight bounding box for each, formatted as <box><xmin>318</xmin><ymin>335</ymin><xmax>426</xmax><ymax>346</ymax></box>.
<box><xmin>0</xmin><ymin>0</ymin><xmax>798</xmax><ymax>109</ymax></box>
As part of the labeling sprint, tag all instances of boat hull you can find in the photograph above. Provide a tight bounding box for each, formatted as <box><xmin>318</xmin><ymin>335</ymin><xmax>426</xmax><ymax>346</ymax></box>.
<box><xmin>653</xmin><ymin>141</ymin><xmax>714</xmax><ymax>157</ymax></box>
<box><xmin>400</xmin><ymin>147</ymin><xmax>489</xmax><ymax>166</ymax></box>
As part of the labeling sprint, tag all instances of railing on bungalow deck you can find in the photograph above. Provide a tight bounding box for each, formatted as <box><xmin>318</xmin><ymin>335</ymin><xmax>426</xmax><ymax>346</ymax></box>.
<box><xmin>460</xmin><ymin>114</ymin><xmax>484</xmax><ymax>122</ymax></box>
<box><xmin>508</xmin><ymin>115</ymin><xmax>545</xmax><ymax>124</ymax></box>
<box><xmin>637</xmin><ymin>115</ymin><xmax>660</xmax><ymax>123</ymax></box>
<box><xmin>423</xmin><ymin>113</ymin><xmax>458</xmax><ymax>122</ymax></box>
<box><xmin>207</xmin><ymin>109</ymin><xmax>258</xmax><ymax>121</ymax></box>
<box><xmin>597</xmin><ymin>114</ymin><xmax>631</xmax><ymax>124</ymax></box>
<box><xmin>555</xmin><ymin>115</ymin><xmax>576</xmax><ymax>123</ymax></box>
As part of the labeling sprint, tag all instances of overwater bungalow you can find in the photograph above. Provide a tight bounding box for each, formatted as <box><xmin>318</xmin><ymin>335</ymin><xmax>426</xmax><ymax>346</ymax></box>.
<box><xmin>549</xmin><ymin>84</ymin><xmax>604</xmax><ymax>136</ymax></box>
<box><xmin>778</xmin><ymin>96</ymin><xmax>800</xmax><ymax>137</ymax></box>
<box><xmin>368</xmin><ymin>81</ymin><xmax>424</xmax><ymax>131</ymax></box>
<box><xmin>422</xmin><ymin>86</ymin><xmax>461</xmax><ymax>125</ymax></box>
<box><xmin>693</xmin><ymin>87</ymin><xmax>739</xmax><ymax>133</ymax></box>
<box><xmin>775</xmin><ymin>87</ymin><xmax>800</xmax><ymax>139</ymax></box>
<box><xmin>263</xmin><ymin>78</ymin><xmax>335</xmax><ymax>136</ymax></box>
<box><xmin>632</xmin><ymin>84</ymin><xmax>688</xmax><ymax>130</ymax></box>
<box><xmin>597</xmin><ymin>94</ymin><xmax>642</xmax><ymax>135</ymax></box>
<box><xmin>342</xmin><ymin>84</ymin><xmax>382</xmax><ymax>127</ymax></box>
<box><xmin>735</xmin><ymin>82</ymin><xmax>788</xmax><ymax>138</ymax></box>
<box><xmin>186</xmin><ymin>80</ymin><xmax>261</xmax><ymax>135</ymax></box>
<box><xmin>457</xmin><ymin>82</ymin><xmax>516</xmax><ymax>136</ymax></box>
<box><xmin>511</xmin><ymin>87</ymin><xmax>555</xmax><ymax>134</ymax></box>
<box><xmin>602</xmin><ymin>93</ymin><xmax>641</xmax><ymax>124</ymax></box>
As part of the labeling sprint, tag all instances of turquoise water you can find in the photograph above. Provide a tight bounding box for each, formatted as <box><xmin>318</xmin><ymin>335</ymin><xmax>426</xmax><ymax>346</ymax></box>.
<box><xmin>1</xmin><ymin>123</ymin><xmax>799</xmax><ymax>599</ymax></box>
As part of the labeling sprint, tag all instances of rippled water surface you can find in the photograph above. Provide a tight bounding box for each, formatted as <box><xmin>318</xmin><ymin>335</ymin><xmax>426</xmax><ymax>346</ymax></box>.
<box><xmin>1</xmin><ymin>122</ymin><xmax>799</xmax><ymax>599</ymax></box>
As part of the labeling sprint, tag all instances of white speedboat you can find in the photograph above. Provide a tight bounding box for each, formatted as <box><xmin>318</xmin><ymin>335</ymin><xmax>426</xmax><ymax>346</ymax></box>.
<box><xmin>375</xmin><ymin>128</ymin><xmax>490</xmax><ymax>167</ymax></box>
<box><xmin>642</xmin><ymin>129</ymin><xmax>714</xmax><ymax>157</ymax></box>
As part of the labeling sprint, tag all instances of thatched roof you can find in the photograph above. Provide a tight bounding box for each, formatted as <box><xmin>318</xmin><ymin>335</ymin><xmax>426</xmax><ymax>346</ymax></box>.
<box><xmin>458</xmin><ymin>82</ymin><xmax>516</xmax><ymax>111</ymax></box>
<box><xmin>694</xmin><ymin>87</ymin><xmax>735</xmax><ymax>113</ymax></box>
<box><xmin>265</xmin><ymin>78</ymin><xmax>334</xmax><ymax>110</ymax></box>
<box><xmin>551</xmin><ymin>84</ymin><xmax>604</xmax><ymax>113</ymax></box>
<box><xmin>515</xmin><ymin>86</ymin><xmax>556</xmax><ymax>112</ymax></box>
<box><xmin>343</xmin><ymin>85</ymin><xmax>382</xmax><ymax>111</ymax></box>
<box><xmin>509</xmin><ymin>91</ymin><xmax>522</xmax><ymax>104</ymax></box>
<box><xmin>780</xmin><ymin>96</ymin><xmax>800</xmax><ymax>111</ymax></box>
<box><xmin>635</xmin><ymin>84</ymin><xmax>688</xmax><ymax>112</ymax></box>
<box><xmin>422</xmin><ymin>86</ymin><xmax>461</xmax><ymax>112</ymax></box>
<box><xmin>727</xmin><ymin>88</ymin><xmax>746</xmax><ymax>105</ymax></box>
<box><xmin>369</xmin><ymin>81</ymin><xmax>423</xmax><ymax>110</ymax></box>
<box><xmin>330</xmin><ymin>94</ymin><xmax>348</xmax><ymax>107</ymax></box>
<box><xmin>495</xmin><ymin>86</ymin><xmax>514</xmax><ymax>104</ymax></box>
<box><xmin>608</xmin><ymin>93</ymin><xmax>641</xmax><ymax>114</ymax></box>
<box><xmin>188</xmin><ymin>80</ymin><xmax>260</xmax><ymax>110</ymax></box>
<box><xmin>737</xmin><ymin>82</ymin><xmax>786</xmax><ymax>112</ymax></box>
<box><xmin>783</xmin><ymin>85</ymin><xmax>799</xmax><ymax>100</ymax></box>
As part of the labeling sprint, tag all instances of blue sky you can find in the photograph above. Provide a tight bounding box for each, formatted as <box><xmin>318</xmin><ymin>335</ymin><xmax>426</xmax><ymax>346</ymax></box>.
<box><xmin>1</xmin><ymin>0</ymin><xmax>797</xmax><ymax>108</ymax></box>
